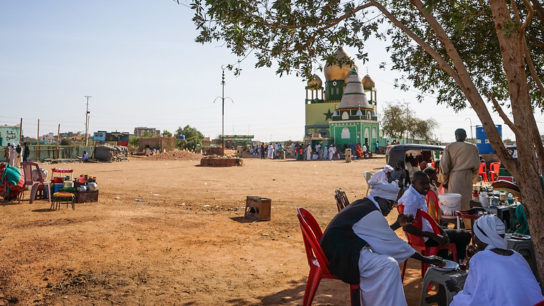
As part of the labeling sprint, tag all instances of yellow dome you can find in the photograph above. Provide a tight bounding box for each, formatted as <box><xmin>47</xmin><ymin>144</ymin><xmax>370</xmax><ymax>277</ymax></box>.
<box><xmin>324</xmin><ymin>47</ymin><xmax>356</xmax><ymax>81</ymax></box>
<box><xmin>307</xmin><ymin>74</ymin><xmax>323</xmax><ymax>87</ymax></box>
<box><xmin>362</xmin><ymin>74</ymin><xmax>375</xmax><ymax>89</ymax></box>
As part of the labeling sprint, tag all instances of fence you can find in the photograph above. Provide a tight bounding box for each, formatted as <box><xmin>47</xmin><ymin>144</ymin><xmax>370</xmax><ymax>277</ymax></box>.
<box><xmin>0</xmin><ymin>145</ymin><xmax>95</xmax><ymax>162</ymax></box>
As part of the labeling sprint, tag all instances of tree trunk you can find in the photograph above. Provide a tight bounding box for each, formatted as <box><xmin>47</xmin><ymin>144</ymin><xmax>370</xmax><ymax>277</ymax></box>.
<box><xmin>490</xmin><ymin>0</ymin><xmax>544</xmax><ymax>284</ymax></box>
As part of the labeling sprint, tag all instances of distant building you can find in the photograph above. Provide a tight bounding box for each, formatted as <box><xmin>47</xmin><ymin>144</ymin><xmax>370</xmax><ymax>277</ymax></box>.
<box><xmin>134</xmin><ymin>127</ymin><xmax>160</xmax><ymax>137</ymax></box>
<box><xmin>0</xmin><ymin>124</ymin><xmax>20</xmax><ymax>146</ymax></box>
<box><xmin>40</xmin><ymin>132</ymin><xmax>56</xmax><ymax>143</ymax></box>
<box><xmin>93</xmin><ymin>131</ymin><xmax>130</xmax><ymax>146</ymax></box>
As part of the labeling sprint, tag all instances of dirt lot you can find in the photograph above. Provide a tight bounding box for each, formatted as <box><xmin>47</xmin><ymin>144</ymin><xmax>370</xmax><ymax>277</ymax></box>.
<box><xmin>0</xmin><ymin>157</ymin><xmax>426</xmax><ymax>305</ymax></box>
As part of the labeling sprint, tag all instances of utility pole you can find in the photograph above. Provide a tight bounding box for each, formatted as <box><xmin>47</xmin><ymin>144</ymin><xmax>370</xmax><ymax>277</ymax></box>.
<box><xmin>84</xmin><ymin>96</ymin><xmax>91</xmax><ymax>146</ymax></box>
<box><xmin>214</xmin><ymin>67</ymin><xmax>233</xmax><ymax>156</ymax></box>
<box><xmin>221</xmin><ymin>68</ymin><xmax>225</xmax><ymax>156</ymax></box>
<box><xmin>37</xmin><ymin>119</ymin><xmax>40</xmax><ymax>161</ymax></box>
<box><xmin>465</xmin><ymin>117</ymin><xmax>474</xmax><ymax>142</ymax></box>
<box><xmin>57</xmin><ymin>124</ymin><xmax>60</xmax><ymax>159</ymax></box>
<box><xmin>19</xmin><ymin>118</ymin><xmax>23</xmax><ymax>144</ymax></box>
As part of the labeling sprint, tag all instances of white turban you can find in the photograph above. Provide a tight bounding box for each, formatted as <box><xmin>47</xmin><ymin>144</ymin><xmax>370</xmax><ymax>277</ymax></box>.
<box><xmin>368</xmin><ymin>165</ymin><xmax>395</xmax><ymax>185</ymax></box>
<box><xmin>384</xmin><ymin>165</ymin><xmax>394</xmax><ymax>173</ymax></box>
<box><xmin>474</xmin><ymin>215</ymin><xmax>507</xmax><ymax>250</ymax></box>
<box><xmin>369</xmin><ymin>182</ymin><xmax>400</xmax><ymax>201</ymax></box>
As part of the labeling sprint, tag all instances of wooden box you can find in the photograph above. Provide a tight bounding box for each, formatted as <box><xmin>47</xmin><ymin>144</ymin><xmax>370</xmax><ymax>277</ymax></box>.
<box><xmin>245</xmin><ymin>196</ymin><xmax>271</xmax><ymax>221</ymax></box>
<box><xmin>75</xmin><ymin>190</ymin><xmax>99</xmax><ymax>203</ymax></box>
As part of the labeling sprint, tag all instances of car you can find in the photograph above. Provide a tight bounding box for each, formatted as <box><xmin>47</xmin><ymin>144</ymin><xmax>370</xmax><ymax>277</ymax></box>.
<box><xmin>386</xmin><ymin>144</ymin><xmax>444</xmax><ymax>168</ymax></box>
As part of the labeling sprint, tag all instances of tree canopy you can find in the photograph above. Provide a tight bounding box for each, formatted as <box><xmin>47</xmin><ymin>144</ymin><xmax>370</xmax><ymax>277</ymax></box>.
<box><xmin>162</xmin><ymin>130</ymin><xmax>173</xmax><ymax>137</ymax></box>
<box><xmin>381</xmin><ymin>103</ymin><xmax>437</xmax><ymax>141</ymax></box>
<box><xmin>175</xmin><ymin>125</ymin><xmax>204</xmax><ymax>151</ymax></box>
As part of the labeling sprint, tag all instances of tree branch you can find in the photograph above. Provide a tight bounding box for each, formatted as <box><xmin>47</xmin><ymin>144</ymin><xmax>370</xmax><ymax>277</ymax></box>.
<box><xmin>489</xmin><ymin>94</ymin><xmax>520</xmax><ymax>135</ymax></box>
<box><xmin>520</xmin><ymin>0</ymin><xmax>534</xmax><ymax>32</ymax></box>
<box><xmin>369</xmin><ymin>1</ymin><xmax>462</xmax><ymax>84</ymax></box>
<box><xmin>259</xmin><ymin>2</ymin><xmax>374</xmax><ymax>30</ymax></box>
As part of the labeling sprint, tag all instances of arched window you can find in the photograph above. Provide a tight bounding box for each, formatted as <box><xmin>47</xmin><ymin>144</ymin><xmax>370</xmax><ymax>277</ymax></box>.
<box><xmin>341</xmin><ymin>128</ymin><xmax>350</xmax><ymax>139</ymax></box>
<box><xmin>372</xmin><ymin>128</ymin><xmax>377</xmax><ymax>138</ymax></box>
<box><xmin>342</xmin><ymin>111</ymin><xmax>349</xmax><ymax>120</ymax></box>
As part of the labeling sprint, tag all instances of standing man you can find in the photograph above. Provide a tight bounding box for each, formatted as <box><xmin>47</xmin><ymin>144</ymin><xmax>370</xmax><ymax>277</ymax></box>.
<box><xmin>439</xmin><ymin>128</ymin><xmax>480</xmax><ymax>210</ymax></box>
<box><xmin>23</xmin><ymin>143</ymin><xmax>30</xmax><ymax>162</ymax></box>
<box><xmin>375</xmin><ymin>141</ymin><xmax>379</xmax><ymax>154</ymax></box>
<box><xmin>320</xmin><ymin>182</ymin><xmax>444</xmax><ymax>306</ymax></box>
<box><xmin>8</xmin><ymin>144</ymin><xmax>16</xmax><ymax>166</ymax></box>
<box><xmin>15</xmin><ymin>144</ymin><xmax>22</xmax><ymax>167</ymax></box>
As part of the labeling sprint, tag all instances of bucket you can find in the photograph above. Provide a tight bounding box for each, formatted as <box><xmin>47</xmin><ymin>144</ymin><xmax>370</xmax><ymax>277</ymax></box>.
<box><xmin>438</xmin><ymin>193</ymin><xmax>462</xmax><ymax>216</ymax></box>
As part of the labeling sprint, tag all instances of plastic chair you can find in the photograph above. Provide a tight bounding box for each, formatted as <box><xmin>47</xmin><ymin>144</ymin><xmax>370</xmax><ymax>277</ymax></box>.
<box><xmin>363</xmin><ymin>171</ymin><xmax>373</xmax><ymax>196</ymax></box>
<box><xmin>489</xmin><ymin>162</ymin><xmax>500</xmax><ymax>182</ymax></box>
<box><xmin>425</xmin><ymin>190</ymin><xmax>441</xmax><ymax>224</ymax></box>
<box><xmin>534</xmin><ymin>300</ymin><xmax>544</xmax><ymax>306</ymax></box>
<box><xmin>21</xmin><ymin>161</ymin><xmax>51</xmax><ymax>204</ymax></box>
<box><xmin>478</xmin><ymin>162</ymin><xmax>488</xmax><ymax>182</ymax></box>
<box><xmin>297</xmin><ymin>208</ymin><xmax>360</xmax><ymax>306</ymax></box>
<box><xmin>334</xmin><ymin>190</ymin><xmax>350</xmax><ymax>212</ymax></box>
<box><xmin>397</xmin><ymin>205</ymin><xmax>458</xmax><ymax>282</ymax></box>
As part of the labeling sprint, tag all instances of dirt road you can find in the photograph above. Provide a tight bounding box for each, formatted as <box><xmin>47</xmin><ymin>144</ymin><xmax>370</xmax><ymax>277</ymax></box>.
<box><xmin>0</xmin><ymin>158</ymin><xmax>425</xmax><ymax>305</ymax></box>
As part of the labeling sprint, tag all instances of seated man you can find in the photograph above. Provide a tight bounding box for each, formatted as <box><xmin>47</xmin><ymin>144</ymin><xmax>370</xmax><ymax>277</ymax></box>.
<box><xmin>450</xmin><ymin>215</ymin><xmax>543</xmax><ymax>305</ymax></box>
<box><xmin>82</xmin><ymin>151</ymin><xmax>89</xmax><ymax>162</ymax></box>
<box><xmin>399</xmin><ymin>171</ymin><xmax>471</xmax><ymax>262</ymax></box>
<box><xmin>368</xmin><ymin>165</ymin><xmax>394</xmax><ymax>185</ymax></box>
<box><xmin>320</xmin><ymin>181</ymin><xmax>444</xmax><ymax>306</ymax></box>
<box><xmin>390</xmin><ymin>161</ymin><xmax>410</xmax><ymax>188</ymax></box>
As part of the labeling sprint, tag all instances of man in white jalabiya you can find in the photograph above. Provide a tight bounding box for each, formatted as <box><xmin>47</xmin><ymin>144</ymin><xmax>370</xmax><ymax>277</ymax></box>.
<box><xmin>450</xmin><ymin>215</ymin><xmax>543</xmax><ymax>306</ymax></box>
<box><xmin>320</xmin><ymin>181</ymin><xmax>444</xmax><ymax>306</ymax></box>
<box><xmin>267</xmin><ymin>143</ymin><xmax>275</xmax><ymax>159</ymax></box>
<box><xmin>305</xmin><ymin>144</ymin><xmax>312</xmax><ymax>161</ymax></box>
<box><xmin>368</xmin><ymin>165</ymin><xmax>394</xmax><ymax>185</ymax></box>
<box><xmin>328</xmin><ymin>145</ymin><xmax>335</xmax><ymax>160</ymax></box>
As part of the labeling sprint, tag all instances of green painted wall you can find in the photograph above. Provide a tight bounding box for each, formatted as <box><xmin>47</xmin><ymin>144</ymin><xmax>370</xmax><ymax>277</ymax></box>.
<box><xmin>305</xmin><ymin>102</ymin><xmax>340</xmax><ymax>130</ymax></box>
<box><xmin>330</xmin><ymin>121</ymin><xmax>380</xmax><ymax>148</ymax></box>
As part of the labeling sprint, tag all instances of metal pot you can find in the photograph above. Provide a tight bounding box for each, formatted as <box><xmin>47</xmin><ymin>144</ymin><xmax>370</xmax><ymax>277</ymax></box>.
<box><xmin>87</xmin><ymin>182</ymin><xmax>98</xmax><ymax>192</ymax></box>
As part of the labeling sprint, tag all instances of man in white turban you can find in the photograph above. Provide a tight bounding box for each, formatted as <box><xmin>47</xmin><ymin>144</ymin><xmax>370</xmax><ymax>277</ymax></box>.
<box><xmin>450</xmin><ymin>215</ymin><xmax>543</xmax><ymax>306</ymax></box>
<box><xmin>368</xmin><ymin>165</ymin><xmax>394</xmax><ymax>185</ymax></box>
<box><xmin>320</xmin><ymin>182</ymin><xmax>444</xmax><ymax>306</ymax></box>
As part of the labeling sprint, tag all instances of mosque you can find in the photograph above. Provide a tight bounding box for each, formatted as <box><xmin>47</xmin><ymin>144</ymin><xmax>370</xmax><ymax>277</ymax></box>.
<box><xmin>304</xmin><ymin>47</ymin><xmax>379</xmax><ymax>149</ymax></box>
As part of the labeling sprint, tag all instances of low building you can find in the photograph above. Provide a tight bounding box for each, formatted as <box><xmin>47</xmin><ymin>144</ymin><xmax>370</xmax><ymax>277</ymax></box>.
<box><xmin>134</xmin><ymin>127</ymin><xmax>160</xmax><ymax>137</ymax></box>
<box><xmin>0</xmin><ymin>125</ymin><xmax>21</xmax><ymax>146</ymax></box>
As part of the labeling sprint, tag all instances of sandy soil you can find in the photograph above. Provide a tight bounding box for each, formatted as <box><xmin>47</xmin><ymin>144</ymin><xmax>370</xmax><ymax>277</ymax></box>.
<box><xmin>0</xmin><ymin>157</ymin><xmax>427</xmax><ymax>305</ymax></box>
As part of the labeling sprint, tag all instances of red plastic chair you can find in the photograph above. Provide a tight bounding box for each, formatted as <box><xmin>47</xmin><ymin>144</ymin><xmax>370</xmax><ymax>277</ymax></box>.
<box><xmin>489</xmin><ymin>162</ymin><xmax>500</xmax><ymax>181</ymax></box>
<box><xmin>397</xmin><ymin>205</ymin><xmax>457</xmax><ymax>282</ymax></box>
<box><xmin>478</xmin><ymin>162</ymin><xmax>488</xmax><ymax>182</ymax></box>
<box><xmin>534</xmin><ymin>300</ymin><xmax>544</xmax><ymax>306</ymax></box>
<box><xmin>425</xmin><ymin>190</ymin><xmax>441</xmax><ymax>224</ymax></box>
<box><xmin>297</xmin><ymin>208</ymin><xmax>360</xmax><ymax>306</ymax></box>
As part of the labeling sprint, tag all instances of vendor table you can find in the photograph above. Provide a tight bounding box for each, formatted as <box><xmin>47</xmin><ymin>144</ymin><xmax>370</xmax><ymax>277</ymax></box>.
<box><xmin>419</xmin><ymin>267</ymin><xmax>468</xmax><ymax>306</ymax></box>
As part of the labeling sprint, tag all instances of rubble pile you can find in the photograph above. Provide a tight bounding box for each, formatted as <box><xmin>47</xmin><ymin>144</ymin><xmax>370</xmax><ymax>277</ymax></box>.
<box><xmin>146</xmin><ymin>150</ymin><xmax>202</xmax><ymax>161</ymax></box>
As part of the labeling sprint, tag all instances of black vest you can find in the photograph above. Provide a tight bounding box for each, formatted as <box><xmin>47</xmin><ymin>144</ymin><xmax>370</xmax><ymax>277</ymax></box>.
<box><xmin>319</xmin><ymin>198</ymin><xmax>379</xmax><ymax>284</ymax></box>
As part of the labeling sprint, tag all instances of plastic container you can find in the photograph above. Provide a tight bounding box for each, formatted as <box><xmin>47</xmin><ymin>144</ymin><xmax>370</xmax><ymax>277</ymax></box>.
<box><xmin>438</xmin><ymin>193</ymin><xmax>462</xmax><ymax>216</ymax></box>
<box><xmin>479</xmin><ymin>193</ymin><xmax>489</xmax><ymax>208</ymax></box>
<box><xmin>64</xmin><ymin>181</ymin><xmax>74</xmax><ymax>188</ymax></box>
<box><xmin>52</xmin><ymin>183</ymin><xmax>64</xmax><ymax>194</ymax></box>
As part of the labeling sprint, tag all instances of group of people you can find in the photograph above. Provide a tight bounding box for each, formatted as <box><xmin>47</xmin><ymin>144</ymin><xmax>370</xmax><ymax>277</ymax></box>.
<box><xmin>294</xmin><ymin>143</ymin><xmax>340</xmax><ymax>161</ymax></box>
<box><xmin>319</xmin><ymin>129</ymin><xmax>543</xmax><ymax>305</ymax></box>
<box><xmin>250</xmin><ymin>143</ymin><xmax>286</xmax><ymax>159</ymax></box>
<box><xmin>3</xmin><ymin>142</ymin><xmax>30</xmax><ymax>167</ymax></box>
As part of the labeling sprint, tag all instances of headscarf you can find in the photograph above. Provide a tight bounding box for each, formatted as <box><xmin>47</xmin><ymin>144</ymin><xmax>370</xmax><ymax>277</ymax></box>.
<box><xmin>383</xmin><ymin>165</ymin><xmax>394</xmax><ymax>173</ymax></box>
<box><xmin>369</xmin><ymin>181</ymin><xmax>400</xmax><ymax>201</ymax></box>
<box><xmin>473</xmin><ymin>215</ymin><xmax>507</xmax><ymax>250</ymax></box>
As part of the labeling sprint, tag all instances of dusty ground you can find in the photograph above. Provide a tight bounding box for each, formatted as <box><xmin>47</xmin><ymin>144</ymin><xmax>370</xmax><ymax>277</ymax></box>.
<box><xmin>0</xmin><ymin>157</ymin><xmax>427</xmax><ymax>305</ymax></box>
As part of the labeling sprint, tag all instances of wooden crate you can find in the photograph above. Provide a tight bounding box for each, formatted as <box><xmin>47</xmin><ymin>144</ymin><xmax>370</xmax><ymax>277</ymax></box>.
<box><xmin>75</xmin><ymin>190</ymin><xmax>99</xmax><ymax>203</ymax></box>
<box><xmin>244</xmin><ymin>196</ymin><xmax>271</xmax><ymax>221</ymax></box>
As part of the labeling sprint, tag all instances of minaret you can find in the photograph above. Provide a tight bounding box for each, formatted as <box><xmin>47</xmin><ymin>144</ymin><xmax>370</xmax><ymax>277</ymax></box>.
<box><xmin>362</xmin><ymin>74</ymin><xmax>377</xmax><ymax>120</ymax></box>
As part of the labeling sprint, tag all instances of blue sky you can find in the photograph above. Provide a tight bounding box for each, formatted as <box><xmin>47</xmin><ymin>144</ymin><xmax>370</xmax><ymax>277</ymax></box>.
<box><xmin>1</xmin><ymin>0</ymin><xmax>541</xmax><ymax>142</ymax></box>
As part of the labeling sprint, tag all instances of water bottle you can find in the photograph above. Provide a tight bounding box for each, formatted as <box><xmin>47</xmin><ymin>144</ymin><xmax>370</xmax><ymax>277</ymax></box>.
<box><xmin>508</xmin><ymin>193</ymin><xmax>514</xmax><ymax>205</ymax></box>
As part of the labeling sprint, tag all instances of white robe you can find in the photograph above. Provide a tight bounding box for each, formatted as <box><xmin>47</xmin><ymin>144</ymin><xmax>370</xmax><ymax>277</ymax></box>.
<box><xmin>328</xmin><ymin>147</ymin><xmax>335</xmax><ymax>160</ymax></box>
<box><xmin>267</xmin><ymin>146</ymin><xmax>274</xmax><ymax>159</ymax></box>
<box><xmin>451</xmin><ymin>250</ymin><xmax>543</xmax><ymax>306</ymax></box>
<box><xmin>323</xmin><ymin>146</ymin><xmax>328</xmax><ymax>160</ymax></box>
<box><xmin>368</xmin><ymin>169</ymin><xmax>390</xmax><ymax>185</ymax></box>
<box><xmin>353</xmin><ymin>197</ymin><xmax>415</xmax><ymax>306</ymax></box>
<box><xmin>305</xmin><ymin>146</ymin><xmax>312</xmax><ymax>160</ymax></box>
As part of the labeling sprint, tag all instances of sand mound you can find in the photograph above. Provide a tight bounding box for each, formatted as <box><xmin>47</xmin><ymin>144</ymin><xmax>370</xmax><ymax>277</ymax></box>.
<box><xmin>146</xmin><ymin>150</ymin><xmax>202</xmax><ymax>160</ymax></box>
